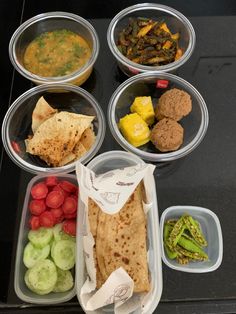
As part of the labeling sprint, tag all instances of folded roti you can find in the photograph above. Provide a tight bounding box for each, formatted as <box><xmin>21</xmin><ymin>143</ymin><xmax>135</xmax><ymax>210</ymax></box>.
<box><xmin>31</xmin><ymin>96</ymin><xmax>58</xmax><ymax>133</ymax></box>
<box><xmin>88</xmin><ymin>183</ymin><xmax>150</xmax><ymax>292</ymax></box>
<box><xmin>80</xmin><ymin>127</ymin><xmax>96</xmax><ymax>151</ymax></box>
<box><xmin>26</xmin><ymin>112</ymin><xmax>94</xmax><ymax>166</ymax></box>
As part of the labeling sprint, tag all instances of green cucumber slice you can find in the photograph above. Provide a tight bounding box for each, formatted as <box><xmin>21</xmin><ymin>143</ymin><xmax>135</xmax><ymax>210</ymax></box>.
<box><xmin>52</xmin><ymin>240</ymin><xmax>75</xmax><ymax>270</ymax></box>
<box><xmin>53</xmin><ymin>268</ymin><xmax>74</xmax><ymax>292</ymax></box>
<box><xmin>23</xmin><ymin>242</ymin><xmax>50</xmax><ymax>268</ymax></box>
<box><xmin>27</xmin><ymin>259</ymin><xmax>57</xmax><ymax>292</ymax></box>
<box><xmin>53</xmin><ymin>223</ymin><xmax>75</xmax><ymax>242</ymax></box>
<box><xmin>51</xmin><ymin>240</ymin><xmax>57</xmax><ymax>260</ymax></box>
<box><xmin>24</xmin><ymin>269</ymin><xmax>53</xmax><ymax>295</ymax></box>
<box><xmin>28</xmin><ymin>227</ymin><xmax>53</xmax><ymax>248</ymax></box>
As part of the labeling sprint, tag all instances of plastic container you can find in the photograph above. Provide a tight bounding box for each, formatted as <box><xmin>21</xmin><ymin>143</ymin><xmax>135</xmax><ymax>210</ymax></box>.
<box><xmin>107</xmin><ymin>3</ymin><xmax>195</xmax><ymax>77</ymax></box>
<box><xmin>160</xmin><ymin>205</ymin><xmax>223</xmax><ymax>273</ymax></box>
<box><xmin>1</xmin><ymin>83</ymin><xmax>105</xmax><ymax>174</ymax></box>
<box><xmin>14</xmin><ymin>173</ymin><xmax>77</xmax><ymax>304</ymax></box>
<box><xmin>76</xmin><ymin>151</ymin><xmax>163</xmax><ymax>313</ymax></box>
<box><xmin>9</xmin><ymin>12</ymin><xmax>99</xmax><ymax>86</ymax></box>
<box><xmin>108</xmin><ymin>72</ymin><xmax>209</xmax><ymax>163</ymax></box>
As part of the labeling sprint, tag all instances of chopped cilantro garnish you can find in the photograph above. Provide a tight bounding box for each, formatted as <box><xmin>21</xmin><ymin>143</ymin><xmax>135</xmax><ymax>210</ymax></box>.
<box><xmin>73</xmin><ymin>43</ymin><xmax>86</xmax><ymax>58</ymax></box>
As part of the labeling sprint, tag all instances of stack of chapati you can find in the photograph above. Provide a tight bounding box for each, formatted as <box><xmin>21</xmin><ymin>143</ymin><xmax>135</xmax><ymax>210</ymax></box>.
<box><xmin>25</xmin><ymin>96</ymin><xmax>96</xmax><ymax>167</ymax></box>
<box><xmin>88</xmin><ymin>183</ymin><xmax>150</xmax><ymax>292</ymax></box>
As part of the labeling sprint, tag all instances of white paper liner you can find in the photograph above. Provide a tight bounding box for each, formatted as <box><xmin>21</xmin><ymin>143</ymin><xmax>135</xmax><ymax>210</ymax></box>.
<box><xmin>76</xmin><ymin>162</ymin><xmax>155</xmax><ymax>313</ymax></box>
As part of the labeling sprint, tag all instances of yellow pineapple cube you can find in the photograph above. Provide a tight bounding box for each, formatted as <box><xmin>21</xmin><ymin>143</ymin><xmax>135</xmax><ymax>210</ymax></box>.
<box><xmin>119</xmin><ymin>113</ymin><xmax>150</xmax><ymax>147</ymax></box>
<box><xmin>130</xmin><ymin>96</ymin><xmax>155</xmax><ymax>125</ymax></box>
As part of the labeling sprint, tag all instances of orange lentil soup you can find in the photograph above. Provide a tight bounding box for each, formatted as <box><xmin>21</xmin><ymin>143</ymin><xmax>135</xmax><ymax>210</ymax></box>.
<box><xmin>23</xmin><ymin>29</ymin><xmax>92</xmax><ymax>77</ymax></box>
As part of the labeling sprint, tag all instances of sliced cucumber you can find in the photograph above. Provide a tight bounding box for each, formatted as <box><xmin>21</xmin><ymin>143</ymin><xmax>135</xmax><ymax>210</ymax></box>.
<box><xmin>25</xmin><ymin>269</ymin><xmax>53</xmax><ymax>295</ymax></box>
<box><xmin>53</xmin><ymin>268</ymin><xmax>74</xmax><ymax>292</ymax></box>
<box><xmin>28</xmin><ymin>227</ymin><xmax>53</xmax><ymax>248</ymax></box>
<box><xmin>50</xmin><ymin>240</ymin><xmax>57</xmax><ymax>260</ymax></box>
<box><xmin>27</xmin><ymin>259</ymin><xmax>57</xmax><ymax>293</ymax></box>
<box><xmin>53</xmin><ymin>223</ymin><xmax>75</xmax><ymax>242</ymax></box>
<box><xmin>23</xmin><ymin>242</ymin><xmax>50</xmax><ymax>268</ymax></box>
<box><xmin>52</xmin><ymin>240</ymin><xmax>75</xmax><ymax>270</ymax></box>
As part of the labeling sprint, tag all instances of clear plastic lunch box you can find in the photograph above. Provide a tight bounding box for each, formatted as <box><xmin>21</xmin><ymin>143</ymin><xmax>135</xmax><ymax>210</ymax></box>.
<box><xmin>14</xmin><ymin>173</ymin><xmax>77</xmax><ymax>304</ymax></box>
<box><xmin>76</xmin><ymin>151</ymin><xmax>163</xmax><ymax>313</ymax></box>
<box><xmin>159</xmin><ymin>205</ymin><xmax>223</xmax><ymax>273</ymax></box>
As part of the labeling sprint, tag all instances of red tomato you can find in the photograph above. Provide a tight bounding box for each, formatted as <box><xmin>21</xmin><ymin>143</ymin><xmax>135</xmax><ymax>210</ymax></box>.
<box><xmin>51</xmin><ymin>207</ymin><xmax>64</xmax><ymax>224</ymax></box>
<box><xmin>53</xmin><ymin>185</ymin><xmax>70</xmax><ymax>198</ymax></box>
<box><xmin>59</xmin><ymin>180</ymin><xmax>78</xmax><ymax>193</ymax></box>
<box><xmin>31</xmin><ymin>182</ymin><xmax>48</xmax><ymax>199</ymax></box>
<box><xmin>39</xmin><ymin>211</ymin><xmax>55</xmax><ymax>228</ymax></box>
<box><xmin>64</xmin><ymin>211</ymin><xmax>77</xmax><ymax>219</ymax></box>
<box><xmin>62</xmin><ymin>219</ymin><xmax>76</xmax><ymax>237</ymax></box>
<box><xmin>62</xmin><ymin>196</ymin><xmax>77</xmax><ymax>214</ymax></box>
<box><xmin>46</xmin><ymin>190</ymin><xmax>64</xmax><ymax>208</ymax></box>
<box><xmin>45</xmin><ymin>176</ymin><xmax>58</xmax><ymax>187</ymax></box>
<box><xmin>29</xmin><ymin>199</ymin><xmax>46</xmax><ymax>216</ymax></box>
<box><xmin>29</xmin><ymin>216</ymin><xmax>40</xmax><ymax>230</ymax></box>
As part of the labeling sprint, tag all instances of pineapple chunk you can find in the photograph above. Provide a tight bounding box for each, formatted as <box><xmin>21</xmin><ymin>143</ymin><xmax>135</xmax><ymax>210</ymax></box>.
<box><xmin>119</xmin><ymin>113</ymin><xmax>150</xmax><ymax>147</ymax></box>
<box><xmin>130</xmin><ymin>96</ymin><xmax>155</xmax><ymax>125</ymax></box>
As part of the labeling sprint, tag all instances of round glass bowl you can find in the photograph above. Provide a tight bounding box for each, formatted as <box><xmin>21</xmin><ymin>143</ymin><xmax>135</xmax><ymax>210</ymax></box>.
<box><xmin>9</xmin><ymin>12</ymin><xmax>99</xmax><ymax>86</ymax></box>
<box><xmin>107</xmin><ymin>3</ymin><xmax>195</xmax><ymax>76</ymax></box>
<box><xmin>108</xmin><ymin>72</ymin><xmax>209</xmax><ymax>163</ymax></box>
<box><xmin>2</xmin><ymin>83</ymin><xmax>105</xmax><ymax>174</ymax></box>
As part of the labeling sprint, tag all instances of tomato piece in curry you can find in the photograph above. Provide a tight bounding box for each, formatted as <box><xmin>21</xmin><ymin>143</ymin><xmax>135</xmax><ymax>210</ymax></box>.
<box><xmin>23</xmin><ymin>29</ymin><xmax>92</xmax><ymax>77</ymax></box>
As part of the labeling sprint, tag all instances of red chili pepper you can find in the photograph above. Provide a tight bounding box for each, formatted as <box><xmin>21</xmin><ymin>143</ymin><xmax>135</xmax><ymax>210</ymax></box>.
<box><xmin>11</xmin><ymin>141</ymin><xmax>21</xmax><ymax>153</ymax></box>
<box><xmin>156</xmin><ymin>79</ymin><xmax>169</xmax><ymax>88</ymax></box>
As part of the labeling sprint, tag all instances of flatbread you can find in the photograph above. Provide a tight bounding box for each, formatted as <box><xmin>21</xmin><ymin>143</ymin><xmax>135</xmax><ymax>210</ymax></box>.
<box><xmin>88</xmin><ymin>183</ymin><xmax>150</xmax><ymax>292</ymax></box>
<box><xmin>31</xmin><ymin>96</ymin><xmax>58</xmax><ymax>133</ymax></box>
<box><xmin>72</xmin><ymin>141</ymin><xmax>87</xmax><ymax>159</ymax></box>
<box><xmin>80</xmin><ymin>127</ymin><xmax>96</xmax><ymax>151</ymax></box>
<box><xmin>26</xmin><ymin>112</ymin><xmax>94</xmax><ymax>166</ymax></box>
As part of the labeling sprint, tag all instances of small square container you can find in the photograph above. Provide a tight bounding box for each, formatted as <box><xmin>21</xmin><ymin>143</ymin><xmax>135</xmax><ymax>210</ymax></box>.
<box><xmin>76</xmin><ymin>151</ymin><xmax>163</xmax><ymax>313</ymax></box>
<box><xmin>14</xmin><ymin>173</ymin><xmax>77</xmax><ymax>304</ymax></box>
<box><xmin>160</xmin><ymin>205</ymin><xmax>223</xmax><ymax>273</ymax></box>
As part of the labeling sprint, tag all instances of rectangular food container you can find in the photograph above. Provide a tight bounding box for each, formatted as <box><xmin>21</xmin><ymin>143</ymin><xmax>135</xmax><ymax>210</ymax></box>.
<box><xmin>159</xmin><ymin>205</ymin><xmax>223</xmax><ymax>273</ymax></box>
<box><xmin>14</xmin><ymin>173</ymin><xmax>77</xmax><ymax>304</ymax></box>
<box><xmin>76</xmin><ymin>151</ymin><xmax>163</xmax><ymax>313</ymax></box>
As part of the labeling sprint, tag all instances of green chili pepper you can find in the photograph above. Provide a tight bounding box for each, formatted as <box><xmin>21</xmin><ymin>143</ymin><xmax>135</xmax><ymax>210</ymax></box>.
<box><xmin>176</xmin><ymin>255</ymin><xmax>190</xmax><ymax>265</ymax></box>
<box><xmin>163</xmin><ymin>224</ymin><xmax>177</xmax><ymax>259</ymax></box>
<box><xmin>178</xmin><ymin>236</ymin><xmax>208</xmax><ymax>259</ymax></box>
<box><xmin>167</xmin><ymin>217</ymin><xmax>186</xmax><ymax>247</ymax></box>
<box><xmin>175</xmin><ymin>245</ymin><xmax>208</xmax><ymax>261</ymax></box>
<box><xmin>164</xmin><ymin>213</ymin><xmax>209</xmax><ymax>265</ymax></box>
<box><xmin>183</xmin><ymin>215</ymin><xmax>208</xmax><ymax>247</ymax></box>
